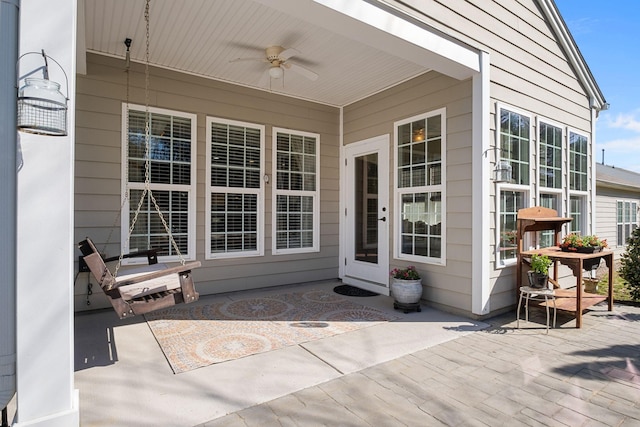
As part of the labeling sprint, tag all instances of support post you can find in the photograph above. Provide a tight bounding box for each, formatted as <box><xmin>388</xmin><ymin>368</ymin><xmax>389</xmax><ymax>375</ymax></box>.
<box><xmin>14</xmin><ymin>0</ymin><xmax>79</xmax><ymax>425</ymax></box>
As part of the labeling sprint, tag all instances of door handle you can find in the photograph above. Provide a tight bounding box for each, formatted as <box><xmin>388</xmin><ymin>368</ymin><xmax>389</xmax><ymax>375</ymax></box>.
<box><xmin>378</xmin><ymin>217</ymin><xmax>386</xmax><ymax>222</ymax></box>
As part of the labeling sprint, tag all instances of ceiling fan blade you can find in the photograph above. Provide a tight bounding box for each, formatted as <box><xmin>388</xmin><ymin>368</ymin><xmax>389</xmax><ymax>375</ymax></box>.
<box><xmin>279</xmin><ymin>48</ymin><xmax>300</xmax><ymax>61</ymax></box>
<box><xmin>285</xmin><ymin>62</ymin><xmax>319</xmax><ymax>81</ymax></box>
<box><xmin>229</xmin><ymin>57</ymin><xmax>266</xmax><ymax>63</ymax></box>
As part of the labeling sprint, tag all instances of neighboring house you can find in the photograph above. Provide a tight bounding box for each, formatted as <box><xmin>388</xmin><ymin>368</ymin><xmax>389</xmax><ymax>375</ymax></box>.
<box><xmin>596</xmin><ymin>163</ymin><xmax>640</xmax><ymax>258</ymax></box>
<box><xmin>8</xmin><ymin>0</ymin><xmax>609</xmax><ymax>424</ymax></box>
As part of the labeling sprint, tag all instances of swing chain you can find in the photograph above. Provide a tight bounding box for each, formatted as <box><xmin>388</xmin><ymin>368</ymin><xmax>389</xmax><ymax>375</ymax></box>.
<box><xmin>115</xmin><ymin>0</ymin><xmax>186</xmax><ymax>276</ymax></box>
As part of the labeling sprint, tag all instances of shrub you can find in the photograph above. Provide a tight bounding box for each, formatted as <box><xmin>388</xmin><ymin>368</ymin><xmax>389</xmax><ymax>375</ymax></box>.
<box><xmin>620</xmin><ymin>227</ymin><xmax>640</xmax><ymax>301</ymax></box>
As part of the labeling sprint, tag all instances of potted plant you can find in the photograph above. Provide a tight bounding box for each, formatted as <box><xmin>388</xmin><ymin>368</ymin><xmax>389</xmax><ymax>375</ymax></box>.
<box><xmin>560</xmin><ymin>233</ymin><xmax>608</xmax><ymax>253</ymax></box>
<box><xmin>390</xmin><ymin>266</ymin><xmax>422</xmax><ymax>312</ymax></box>
<box><xmin>528</xmin><ymin>253</ymin><xmax>552</xmax><ymax>288</ymax></box>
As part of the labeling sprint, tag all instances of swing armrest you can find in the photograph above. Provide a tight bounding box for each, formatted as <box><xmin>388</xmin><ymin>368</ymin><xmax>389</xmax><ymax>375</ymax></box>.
<box><xmin>114</xmin><ymin>261</ymin><xmax>201</xmax><ymax>287</ymax></box>
<box><xmin>103</xmin><ymin>248</ymin><xmax>160</xmax><ymax>265</ymax></box>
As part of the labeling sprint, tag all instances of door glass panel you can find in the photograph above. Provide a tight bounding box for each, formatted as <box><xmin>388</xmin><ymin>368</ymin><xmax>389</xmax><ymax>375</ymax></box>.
<box><xmin>355</xmin><ymin>154</ymin><xmax>378</xmax><ymax>264</ymax></box>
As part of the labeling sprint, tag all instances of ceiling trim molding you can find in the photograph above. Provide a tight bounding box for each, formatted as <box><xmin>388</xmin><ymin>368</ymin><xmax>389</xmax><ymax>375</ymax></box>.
<box><xmin>253</xmin><ymin>0</ymin><xmax>480</xmax><ymax>80</ymax></box>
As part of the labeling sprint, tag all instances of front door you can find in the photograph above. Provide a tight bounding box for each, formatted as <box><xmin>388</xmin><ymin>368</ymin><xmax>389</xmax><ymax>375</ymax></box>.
<box><xmin>343</xmin><ymin>135</ymin><xmax>389</xmax><ymax>294</ymax></box>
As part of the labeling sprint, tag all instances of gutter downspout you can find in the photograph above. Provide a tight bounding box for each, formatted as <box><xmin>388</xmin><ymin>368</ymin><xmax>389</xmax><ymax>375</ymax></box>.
<box><xmin>0</xmin><ymin>0</ymin><xmax>19</xmax><ymax>416</ymax></box>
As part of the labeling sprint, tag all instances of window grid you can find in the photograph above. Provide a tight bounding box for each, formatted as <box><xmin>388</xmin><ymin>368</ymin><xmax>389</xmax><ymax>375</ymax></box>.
<box><xmin>539</xmin><ymin>122</ymin><xmax>562</xmax><ymax>189</ymax></box>
<box><xmin>128</xmin><ymin>110</ymin><xmax>192</xmax><ymax>185</ymax></box>
<box><xmin>124</xmin><ymin>106</ymin><xmax>195</xmax><ymax>259</ymax></box>
<box><xmin>500</xmin><ymin>109</ymin><xmax>530</xmax><ymax>186</ymax></box>
<box><xmin>499</xmin><ymin>190</ymin><xmax>526</xmax><ymax>262</ymax></box>
<box><xmin>617</xmin><ymin>200</ymin><xmax>639</xmax><ymax>246</ymax></box>
<box><xmin>210</xmin><ymin>192</ymin><xmax>258</xmax><ymax>253</ymax></box>
<box><xmin>396</xmin><ymin>111</ymin><xmax>444</xmax><ymax>262</ymax></box>
<box><xmin>569</xmin><ymin>195</ymin><xmax>584</xmax><ymax>234</ymax></box>
<box><xmin>206</xmin><ymin>118</ymin><xmax>264</xmax><ymax>258</ymax></box>
<box><xmin>569</xmin><ymin>132</ymin><xmax>588</xmax><ymax>191</ymax></box>
<box><xmin>274</xmin><ymin>129</ymin><xmax>319</xmax><ymax>253</ymax></box>
<box><xmin>539</xmin><ymin>193</ymin><xmax>560</xmax><ymax>247</ymax></box>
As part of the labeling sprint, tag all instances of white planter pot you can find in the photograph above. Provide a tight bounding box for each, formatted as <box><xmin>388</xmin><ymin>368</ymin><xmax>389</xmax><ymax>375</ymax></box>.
<box><xmin>391</xmin><ymin>279</ymin><xmax>423</xmax><ymax>304</ymax></box>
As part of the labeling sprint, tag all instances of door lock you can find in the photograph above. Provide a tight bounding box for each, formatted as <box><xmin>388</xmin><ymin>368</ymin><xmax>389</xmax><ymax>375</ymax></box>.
<box><xmin>378</xmin><ymin>217</ymin><xmax>386</xmax><ymax>222</ymax></box>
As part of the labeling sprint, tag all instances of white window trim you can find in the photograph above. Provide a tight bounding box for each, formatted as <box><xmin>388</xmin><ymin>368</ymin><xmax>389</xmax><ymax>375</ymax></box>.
<box><xmin>617</xmin><ymin>199</ymin><xmax>639</xmax><ymax>247</ymax></box>
<box><xmin>495</xmin><ymin>103</ymin><xmax>534</xmax><ymax>267</ymax></box>
<box><xmin>272</xmin><ymin>127</ymin><xmax>320</xmax><ymax>255</ymax></box>
<box><xmin>393</xmin><ymin>107</ymin><xmax>447</xmax><ymax>265</ymax></box>
<box><xmin>205</xmin><ymin>117</ymin><xmax>265</xmax><ymax>259</ymax></box>
<box><xmin>537</xmin><ymin>116</ymin><xmax>564</xmax><ymax>191</ymax></box>
<box><xmin>567</xmin><ymin>128</ymin><xmax>590</xmax><ymax>194</ymax></box>
<box><xmin>120</xmin><ymin>103</ymin><xmax>197</xmax><ymax>264</ymax></box>
<box><xmin>567</xmin><ymin>128</ymin><xmax>590</xmax><ymax>234</ymax></box>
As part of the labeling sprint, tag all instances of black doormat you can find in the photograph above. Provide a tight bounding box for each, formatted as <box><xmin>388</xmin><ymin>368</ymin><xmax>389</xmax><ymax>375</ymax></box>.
<box><xmin>333</xmin><ymin>284</ymin><xmax>378</xmax><ymax>297</ymax></box>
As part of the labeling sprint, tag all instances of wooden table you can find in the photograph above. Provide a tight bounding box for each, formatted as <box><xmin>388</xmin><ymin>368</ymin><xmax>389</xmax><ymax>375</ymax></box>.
<box><xmin>518</xmin><ymin>246</ymin><xmax>613</xmax><ymax>328</ymax></box>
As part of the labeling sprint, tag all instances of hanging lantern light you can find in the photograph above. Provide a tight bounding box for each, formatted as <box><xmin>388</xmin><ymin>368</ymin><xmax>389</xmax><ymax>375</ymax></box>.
<box><xmin>494</xmin><ymin>160</ymin><xmax>513</xmax><ymax>183</ymax></box>
<box><xmin>17</xmin><ymin>50</ymin><xmax>68</xmax><ymax>136</ymax></box>
<box><xmin>483</xmin><ymin>147</ymin><xmax>513</xmax><ymax>184</ymax></box>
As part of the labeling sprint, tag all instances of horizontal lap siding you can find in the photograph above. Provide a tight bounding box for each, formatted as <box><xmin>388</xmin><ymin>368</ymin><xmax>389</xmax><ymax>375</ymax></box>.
<box><xmin>344</xmin><ymin>72</ymin><xmax>475</xmax><ymax>313</ymax></box>
<box><xmin>386</xmin><ymin>0</ymin><xmax>595</xmax><ymax>314</ymax></box>
<box><xmin>75</xmin><ymin>53</ymin><xmax>340</xmax><ymax>312</ymax></box>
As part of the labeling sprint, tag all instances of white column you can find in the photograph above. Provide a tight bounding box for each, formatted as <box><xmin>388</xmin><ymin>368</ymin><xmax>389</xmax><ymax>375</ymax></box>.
<box><xmin>471</xmin><ymin>51</ymin><xmax>491</xmax><ymax>316</ymax></box>
<box><xmin>15</xmin><ymin>0</ymin><xmax>79</xmax><ymax>425</ymax></box>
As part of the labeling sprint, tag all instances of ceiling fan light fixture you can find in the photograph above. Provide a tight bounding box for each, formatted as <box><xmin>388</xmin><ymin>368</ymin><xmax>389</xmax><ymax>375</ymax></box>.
<box><xmin>269</xmin><ymin>65</ymin><xmax>284</xmax><ymax>79</ymax></box>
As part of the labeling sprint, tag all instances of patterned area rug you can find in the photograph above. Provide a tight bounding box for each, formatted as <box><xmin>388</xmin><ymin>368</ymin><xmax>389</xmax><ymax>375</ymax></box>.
<box><xmin>145</xmin><ymin>289</ymin><xmax>399</xmax><ymax>373</ymax></box>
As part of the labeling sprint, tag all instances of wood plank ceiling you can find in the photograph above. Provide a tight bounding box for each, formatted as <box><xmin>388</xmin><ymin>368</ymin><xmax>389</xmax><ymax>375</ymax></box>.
<box><xmin>82</xmin><ymin>0</ymin><xmax>431</xmax><ymax>107</ymax></box>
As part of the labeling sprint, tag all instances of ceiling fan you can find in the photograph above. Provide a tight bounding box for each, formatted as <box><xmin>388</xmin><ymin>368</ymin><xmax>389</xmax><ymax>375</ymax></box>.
<box><xmin>230</xmin><ymin>45</ymin><xmax>319</xmax><ymax>82</ymax></box>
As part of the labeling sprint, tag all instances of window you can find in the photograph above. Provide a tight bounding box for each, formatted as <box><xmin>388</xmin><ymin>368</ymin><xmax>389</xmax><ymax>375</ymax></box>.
<box><xmin>206</xmin><ymin>118</ymin><xmax>264</xmax><ymax>258</ymax></box>
<box><xmin>539</xmin><ymin>121</ymin><xmax>562</xmax><ymax>189</ymax></box>
<box><xmin>122</xmin><ymin>104</ymin><xmax>197</xmax><ymax>261</ymax></box>
<box><xmin>500</xmin><ymin>108</ymin><xmax>530</xmax><ymax>186</ymax></box>
<box><xmin>395</xmin><ymin>109</ymin><xmax>445</xmax><ymax>263</ymax></box>
<box><xmin>617</xmin><ymin>200</ymin><xmax>638</xmax><ymax>246</ymax></box>
<box><xmin>273</xmin><ymin>128</ymin><xmax>319</xmax><ymax>254</ymax></box>
<box><xmin>497</xmin><ymin>106</ymin><xmax>531</xmax><ymax>264</ymax></box>
<box><xmin>499</xmin><ymin>190</ymin><xmax>526</xmax><ymax>262</ymax></box>
<box><xmin>569</xmin><ymin>195</ymin><xmax>585</xmax><ymax>234</ymax></box>
<box><xmin>568</xmin><ymin>131</ymin><xmax>588</xmax><ymax>236</ymax></box>
<box><xmin>569</xmin><ymin>132</ymin><xmax>588</xmax><ymax>192</ymax></box>
<box><xmin>539</xmin><ymin>193</ymin><xmax>561</xmax><ymax>247</ymax></box>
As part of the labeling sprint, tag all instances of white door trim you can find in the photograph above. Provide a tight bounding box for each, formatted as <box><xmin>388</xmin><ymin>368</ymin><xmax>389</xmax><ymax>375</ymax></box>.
<box><xmin>342</xmin><ymin>134</ymin><xmax>390</xmax><ymax>295</ymax></box>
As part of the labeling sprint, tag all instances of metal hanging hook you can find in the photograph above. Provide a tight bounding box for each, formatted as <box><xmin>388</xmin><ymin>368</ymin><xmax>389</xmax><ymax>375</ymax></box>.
<box><xmin>124</xmin><ymin>38</ymin><xmax>132</xmax><ymax>69</ymax></box>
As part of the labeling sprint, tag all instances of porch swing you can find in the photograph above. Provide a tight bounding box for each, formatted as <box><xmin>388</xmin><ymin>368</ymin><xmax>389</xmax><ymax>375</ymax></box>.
<box><xmin>78</xmin><ymin>0</ymin><xmax>200</xmax><ymax>319</ymax></box>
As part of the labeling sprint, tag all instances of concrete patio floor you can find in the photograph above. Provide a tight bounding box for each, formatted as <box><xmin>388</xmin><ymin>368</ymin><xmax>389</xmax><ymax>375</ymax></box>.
<box><xmin>198</xmin><ymin>293</ymin><xmax>640</xmax><ymax>427</ymax></box>
<box><xmin>8</xmin><ymin>279</ymin><xmax>640</xmax><ymax>426</ymax></box>
<box><xmin>73</xmin><ymin>280</ymin><xmax>489</xmax><ymax>426</ymax></box>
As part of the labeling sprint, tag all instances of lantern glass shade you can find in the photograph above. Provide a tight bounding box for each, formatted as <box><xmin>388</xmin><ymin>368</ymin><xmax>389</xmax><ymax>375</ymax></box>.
<box><xmin>494</xmin><ymin>160</ymin><xmax>512</xmax><ymax>183</ymax></box>
<box><xmin>17</xmin><ymin>78</ymin><xmax>68</xmax><ymax>136</ymax></box>
<box><xmin>269</xmin><ymin>66</ymin><xmax>284</xmax><ymax>79</ymax></box>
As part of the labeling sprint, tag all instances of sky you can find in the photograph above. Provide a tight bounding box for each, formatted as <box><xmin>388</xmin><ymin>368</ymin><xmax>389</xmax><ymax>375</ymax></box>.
<box><xmin>555</xmin><ymin>1</ymin><xmax>640</xmax><ymax>172</ymax></box>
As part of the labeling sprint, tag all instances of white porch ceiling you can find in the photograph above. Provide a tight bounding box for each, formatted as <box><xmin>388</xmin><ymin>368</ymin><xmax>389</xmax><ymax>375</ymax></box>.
<box><xmin>82</xmin><ymin>0</ymin><xmax>477</xmax><ymax>107</ymax></box>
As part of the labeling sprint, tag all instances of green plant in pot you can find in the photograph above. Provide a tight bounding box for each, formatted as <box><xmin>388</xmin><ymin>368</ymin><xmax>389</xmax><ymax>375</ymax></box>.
<box><xmin>528</xmin><ymin>253</ymin><xmax>552</xmax><ymax>289</ymax></box>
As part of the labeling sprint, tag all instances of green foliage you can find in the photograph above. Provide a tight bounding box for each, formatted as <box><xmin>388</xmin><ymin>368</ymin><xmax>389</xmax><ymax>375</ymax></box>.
<box><xmin>620</xmin><ymin>227</ymin><xmax>640</xmax><ymax>301</ymax></box>
<box><xmin>530</xmin><ymin>254</ymin><xmax>552</xmax><ymax>274</ymax></box>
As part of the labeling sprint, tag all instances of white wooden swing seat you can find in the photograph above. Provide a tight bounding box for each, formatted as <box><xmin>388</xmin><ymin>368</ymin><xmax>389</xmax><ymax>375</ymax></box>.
<box><xmin>78</xmin><ymin>237</ymin><xmax>201</xmax><ymax>319</ymax></box>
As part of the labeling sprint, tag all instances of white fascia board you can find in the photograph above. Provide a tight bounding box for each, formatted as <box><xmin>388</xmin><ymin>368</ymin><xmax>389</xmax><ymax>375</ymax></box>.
<box><xmin>254</xmin><ymin>0</ymin><xmax>479</xmax><ymax>80</ymax></box>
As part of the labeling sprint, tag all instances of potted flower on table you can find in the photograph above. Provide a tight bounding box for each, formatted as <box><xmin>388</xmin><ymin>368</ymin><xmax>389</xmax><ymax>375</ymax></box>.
<box><xmin>390</xmin><ymin>266</ymin><xmax>422</xmax><ymax>313</ymax></box>
<box><xmin>560</xmin><ymin>233</ymin><xmax>608</xmax><ymax>253</ymax></box>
